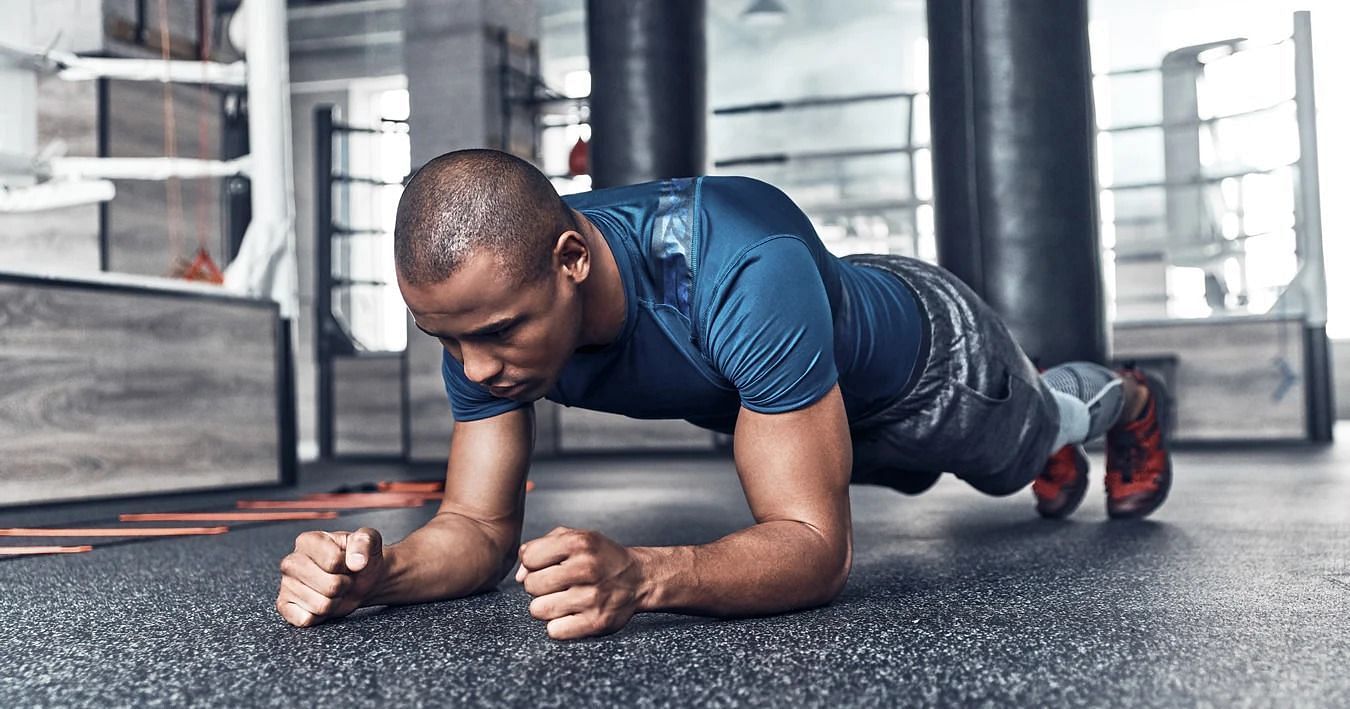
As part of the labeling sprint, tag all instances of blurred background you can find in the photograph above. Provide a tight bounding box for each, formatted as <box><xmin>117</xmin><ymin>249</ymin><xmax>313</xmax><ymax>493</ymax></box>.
<box><xmin>0</xmin><ymin>0</ymin><xmax>1344</xmax><ymax>505</ymax></box>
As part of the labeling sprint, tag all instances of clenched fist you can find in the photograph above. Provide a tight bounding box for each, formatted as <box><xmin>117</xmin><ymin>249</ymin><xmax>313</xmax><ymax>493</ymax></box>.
<box><xmin>276</xmin><ymin>528</ymin><xmax>386</xmax><ymax>627</ymax></box>
<box><xmin>516</xmin><ymin>526</ymin><xmax>647</xmax><ymax>641</ymax></box>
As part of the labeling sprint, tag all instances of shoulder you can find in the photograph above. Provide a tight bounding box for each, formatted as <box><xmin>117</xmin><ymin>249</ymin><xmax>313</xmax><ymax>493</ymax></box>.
<box><xmin>562</xmin><ymin>180</ymin><xmax>667</xmax><ymax>212</ymax></box>
<box><xmin>697</xmin><ymin>175</ymin><xmax>796</xmax><ymax>210</ymax></box>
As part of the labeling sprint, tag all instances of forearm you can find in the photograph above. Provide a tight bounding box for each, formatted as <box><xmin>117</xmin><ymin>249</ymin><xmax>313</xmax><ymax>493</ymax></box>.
<box><xmin>365</xmin><ymin>512</ymin><xmax>516</xmax><ymax>607</ymax></box>
<box><xmin>633</xmin><ymin>520</ymin><xmax>851</xmax><ymax>617</ymax></box>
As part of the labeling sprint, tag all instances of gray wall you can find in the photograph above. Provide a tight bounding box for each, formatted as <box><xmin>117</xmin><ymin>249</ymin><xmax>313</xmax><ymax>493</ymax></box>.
<box><xmin>289</xmin><ymin>87</ymin><xmax>351</xmax><ymax>459</ymax></box>
<box><xmin>1334</xmin><ymin>339</ymin><xmax>1349</xmax><ymax>421</ymax></box>
<box><xmin>0</xmin><ymin>75</ymin><xmax>100</xmax><ymax>273</ymax></box>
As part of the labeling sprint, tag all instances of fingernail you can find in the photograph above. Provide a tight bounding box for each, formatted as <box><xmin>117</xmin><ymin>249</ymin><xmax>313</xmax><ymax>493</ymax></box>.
<box><xmin>350</xmin><ymin>553</ymin><xmax>365</xmax><ymax>566</ymax></box>
<box><xmin>515</xmin><ymin>565</ymin><xmax>526</xmax><ymax>583</ymax></box>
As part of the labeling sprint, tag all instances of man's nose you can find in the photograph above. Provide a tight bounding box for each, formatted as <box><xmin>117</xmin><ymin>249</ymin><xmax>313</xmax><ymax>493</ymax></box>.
<box><xmin>461</xmin><ymin>347</ymin><xmax>504</xmax><ymax>385</ymax></box>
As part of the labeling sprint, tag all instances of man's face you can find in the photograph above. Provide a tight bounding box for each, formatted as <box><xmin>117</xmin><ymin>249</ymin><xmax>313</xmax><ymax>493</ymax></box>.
<box><xmin>400</xmin><ymin>248</ymin><xmax>583</xmax><ymax>403</ymax></box>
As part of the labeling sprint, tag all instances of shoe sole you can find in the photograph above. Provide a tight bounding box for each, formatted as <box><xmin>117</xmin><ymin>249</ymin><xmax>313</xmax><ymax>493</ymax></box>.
<box><xmin>1108</xmin><ymin>369</ymin><xmax>1173</xmax><ymax>520</ymax></box>
<box><xmin>1037</xmin><ymin>445</ymin><xmax>1089</xmax><ymax>519</ymax></box>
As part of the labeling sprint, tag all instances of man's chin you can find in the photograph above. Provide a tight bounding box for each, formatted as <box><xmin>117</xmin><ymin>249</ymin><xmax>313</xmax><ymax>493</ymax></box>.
<box><xmin>508</xmin><ymin>381</ymin><xmax>549</xmax><ymax>402</ymax></box>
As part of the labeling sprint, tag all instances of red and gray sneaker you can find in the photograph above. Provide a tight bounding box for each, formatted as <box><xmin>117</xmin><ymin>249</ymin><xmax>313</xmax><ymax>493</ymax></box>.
<box><xmin>1033</xmin><ymin>444</ymin><xmax>1089</xmax><ymax>518</ymax></box>
<box><xmin>1105</xmin><ymin>367</ymin><xmax>1173</xmax><ymax>519</ymax></box>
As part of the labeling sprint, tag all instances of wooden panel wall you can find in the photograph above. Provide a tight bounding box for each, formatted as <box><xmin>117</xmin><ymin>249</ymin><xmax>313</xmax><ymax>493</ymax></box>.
<box><xmin>106</xmin><ymin>79</ymin><xmax>225</xmax><ymax>278</ymax></box>
<box><xmin>1114</xmin><ymin>318</ymin><xmax>1308</xmax><ymax>442</ymax></box>
<box><xmin>0</xmin><ymin>275</ymin><xmax>283</xmax><ymax>506</ymax></box>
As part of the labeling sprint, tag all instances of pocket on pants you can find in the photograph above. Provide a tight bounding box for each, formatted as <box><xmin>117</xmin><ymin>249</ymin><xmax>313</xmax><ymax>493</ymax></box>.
<box><xmin>937</xmin><ymin>370</ymin><xmax>1029</xmax><ymax>477</ymax></box>
<box><xmin>953</xmin><ymin>368</ymin><xmax>1013</xmax><ymax>406</ymax></box>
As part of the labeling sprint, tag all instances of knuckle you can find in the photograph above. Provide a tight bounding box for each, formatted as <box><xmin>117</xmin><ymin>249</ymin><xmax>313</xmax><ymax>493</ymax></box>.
<box><xmin>571</xmin><ymin>531</ymin><xmax>595</xmax><ymax>552</ymax></box>
<box><xmin>319</xmin><ymin>551</ymin><xmax>343</xmax><ymax>573</ymax></box>
<box><xmin>575</xmin><ymin>558</ymin><xmax>599</xmax><ymax>580</ymax></box>
<box><xmin>325</xmin><ymin>576</ymin><xmax>349</xmax><ymax>598</ymax></box>
<box><xmin>296</xmin><ymin>530</ymin><xmax>322</xmax><ymax>547</ymax></box>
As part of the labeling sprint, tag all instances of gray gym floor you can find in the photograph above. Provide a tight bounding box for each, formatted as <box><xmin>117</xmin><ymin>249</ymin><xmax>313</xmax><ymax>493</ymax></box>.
<box><xmin>3</xmin><ymin>429</ymin><xmax>1349</xmax><ymax>707</ymax></box>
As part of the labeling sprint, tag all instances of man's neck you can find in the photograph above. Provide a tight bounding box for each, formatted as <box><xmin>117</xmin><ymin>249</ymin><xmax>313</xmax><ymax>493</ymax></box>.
<box><xmin>575</xmin><ymin>209</ymin><xmax>627</xmax><ymax>350</ymax></box>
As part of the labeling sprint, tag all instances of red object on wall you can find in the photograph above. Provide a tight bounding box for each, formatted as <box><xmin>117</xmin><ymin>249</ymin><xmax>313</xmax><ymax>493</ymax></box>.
<box><xmin>568</xmin><ymin>137</ymin><xmax>589</xmax><ymax>177</ymax></box>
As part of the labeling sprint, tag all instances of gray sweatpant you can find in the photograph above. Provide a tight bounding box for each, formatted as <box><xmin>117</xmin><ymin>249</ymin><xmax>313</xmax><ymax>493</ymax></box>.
<box><xmin>843</xmin><ymin>254</ymin><xmax>1062</xmax><ymax>496</ymax></box>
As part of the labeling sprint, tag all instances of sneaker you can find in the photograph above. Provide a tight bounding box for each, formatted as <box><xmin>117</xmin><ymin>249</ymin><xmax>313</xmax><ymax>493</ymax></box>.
<box><xmin>1104</xmin><ymin>368</ymin><xmax>1173</xmax><ymax>519</ymax></box>
<box><xmin>1033</xmin><ymin>444</ymin><xmax>1089</xmax><ymax>518</ymax></box>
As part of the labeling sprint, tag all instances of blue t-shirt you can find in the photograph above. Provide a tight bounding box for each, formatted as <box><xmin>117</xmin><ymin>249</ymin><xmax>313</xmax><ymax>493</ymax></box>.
<box><xmin>441</xmin><ymin>176</ymin><xmax>926</xmax><ymax>434</ymax></box>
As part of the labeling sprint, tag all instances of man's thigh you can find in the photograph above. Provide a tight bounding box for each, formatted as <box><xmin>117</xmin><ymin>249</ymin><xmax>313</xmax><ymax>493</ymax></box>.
<box><xmin>844</xmin><ymin>254</ymin><xmax>1060</xmax><ymax>496</ymax></box>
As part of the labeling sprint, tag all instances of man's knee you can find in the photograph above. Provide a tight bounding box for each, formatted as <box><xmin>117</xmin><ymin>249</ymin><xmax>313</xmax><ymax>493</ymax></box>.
<box><xmin>960</xmin><ymin>470</ymin><xmax>1031</xmax><ymax>497</ymax></box>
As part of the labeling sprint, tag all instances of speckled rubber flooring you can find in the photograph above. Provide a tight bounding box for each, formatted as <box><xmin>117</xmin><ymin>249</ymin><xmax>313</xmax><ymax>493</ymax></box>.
<box><xmin>3</xmin><ymin>433</ymin><xmax>1349</xmax><ymax>707</ymax></box>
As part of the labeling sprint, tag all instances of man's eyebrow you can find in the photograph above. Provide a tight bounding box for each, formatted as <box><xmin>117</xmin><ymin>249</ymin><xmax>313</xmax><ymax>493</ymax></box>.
<box><xmin>464</xmin><ymin>317</ymin><xmax>520</xmax><ymax>336</ymax></box>
<box><xmin>412</xmin><ymin>317</ymin><xmax>519</xmax><ymax>339</ymax></box>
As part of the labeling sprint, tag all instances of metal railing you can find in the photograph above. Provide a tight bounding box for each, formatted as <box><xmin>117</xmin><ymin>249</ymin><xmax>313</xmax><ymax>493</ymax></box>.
<box><xmin>313</xmin><ymin>104</ymin><xmax>410</xmax><ymax>461</ymax></box>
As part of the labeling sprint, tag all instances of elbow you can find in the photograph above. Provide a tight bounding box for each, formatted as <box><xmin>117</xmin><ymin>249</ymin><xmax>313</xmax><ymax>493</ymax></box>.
<box><xmin>473</xmin><ymin>528</ymin><xmax>523</xmax><ymax>593</ymax></box>
<box><xmin>817</xmin><ymin>547</ymin><xmax>852</xmax><ymax>605</ymax></box>
<box><xmin>470</xmin><ymin>550</ymin><xmax>518</xmax><ymax>594</ymax></box>
<box><xmin>803</xmin><ymin>529</ymin><xmax>852</xmax><ymax>607</ymax></box>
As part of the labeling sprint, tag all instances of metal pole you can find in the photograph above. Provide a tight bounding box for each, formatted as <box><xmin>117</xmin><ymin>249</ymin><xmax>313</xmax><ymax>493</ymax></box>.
<box><xmin>1293</xmin><ymin>11</ymin><xmax>1328</xmax><ymax>329</ymax></box>
<box><xmin>1292</xmin><ymin>10</ymin><xmax>1334</xmax><ymax>442</ymax></box>
<box><xmin>97</xmin><ymin>77</ymin><xmax>111</xmax><ymax>271</ymax></box>
<box><xmin>498</xmin><ymin>28</ymin><xmax>510</xmax><ymax>153</ymax></box>
<box><xmin>315</xmin><ymin>106</ymin><xmax>335</xmax><ymax>461</ymax></box>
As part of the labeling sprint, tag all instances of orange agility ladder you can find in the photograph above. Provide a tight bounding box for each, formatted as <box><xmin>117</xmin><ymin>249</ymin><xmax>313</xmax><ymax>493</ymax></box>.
<box><xmin>377</xmin><ymin>480</ymin><xmax>444</xmax><ymax>493</ymax></box>
<box><xmin>237</xmin><ymin>499</ymin><xmax>423</xmax><ymax>510</ymax></box>
<box><xmin>0</xmin><ymin>527</ymin><xmax>229</xmax><ymax>537</ymax></box>
<box><xmin>120</xmin><ymin>512</ymin><xmax>339</xmax><ymax>522</ymax></box>
<box><xmin>0</xmin><ymin>545</ymin><xmax>94</xmax><ymax>556</ymax></box>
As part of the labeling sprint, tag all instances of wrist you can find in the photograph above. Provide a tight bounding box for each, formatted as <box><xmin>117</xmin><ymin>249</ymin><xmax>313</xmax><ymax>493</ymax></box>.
<box><xmin>629</xmin><ymin>545</ymin><xmax>664</xmax><ymax>612</ymax></box>
<box><xmin>361</xmin><ymin>543</ymin><xmax>399</xmax><ymax>607</ymax></box>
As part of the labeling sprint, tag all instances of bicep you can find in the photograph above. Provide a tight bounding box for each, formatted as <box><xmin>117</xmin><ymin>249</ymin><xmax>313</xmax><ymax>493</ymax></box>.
<box><xmin>732</xmin><ymin>383</ymin><xmax>852</xmax><ymax>544</ymax></box>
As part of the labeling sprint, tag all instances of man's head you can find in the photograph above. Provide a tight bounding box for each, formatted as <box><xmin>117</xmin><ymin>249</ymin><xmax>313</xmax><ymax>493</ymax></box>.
<box><xmin>395</xmin><ymin>149</ymin><xmax>593</xmax><ymax>402</ymax></box>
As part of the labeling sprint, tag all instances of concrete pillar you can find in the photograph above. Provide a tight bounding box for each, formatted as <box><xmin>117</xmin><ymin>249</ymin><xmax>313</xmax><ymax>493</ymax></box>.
<box><xmin>585</xmin><ymin>0</ymin><xmax>706</xmax><ymax>187</ymax></box>
<box><xmin>926</xmin><ymin>0</ymin><xmax>1107</xmax><ymax>366</ymax></box>
<box><xmin>401</xmin><ymin>0</ymin><xmax>554</xmax><ymax>461</ymax></box>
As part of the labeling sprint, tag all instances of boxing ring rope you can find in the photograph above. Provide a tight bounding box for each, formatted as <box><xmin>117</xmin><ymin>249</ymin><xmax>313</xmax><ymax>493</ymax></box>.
<box><xmin>0</xmin><ymin>0</ymin><xmax>298</xmax><ymax>318</ymax></box>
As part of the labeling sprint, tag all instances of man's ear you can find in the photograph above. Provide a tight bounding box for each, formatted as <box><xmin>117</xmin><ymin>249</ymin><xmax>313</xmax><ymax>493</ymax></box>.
<box><xmin>554</xmin><ymin>230</ymin><xmax>590</xmax><ymax>283</ymax></box>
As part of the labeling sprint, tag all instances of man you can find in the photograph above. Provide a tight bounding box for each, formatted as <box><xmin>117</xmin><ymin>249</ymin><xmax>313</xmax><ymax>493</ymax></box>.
<box><xmin>276</xmin><ymin>149</ymin><xmax>1173</xmax><ymax>640</ymax></box>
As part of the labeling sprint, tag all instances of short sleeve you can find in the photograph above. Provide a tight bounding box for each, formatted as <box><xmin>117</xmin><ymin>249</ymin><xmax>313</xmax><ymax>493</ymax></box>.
<box><xmin>441</xmin><ymin>349</ymin><xmax>528</xmax><ymax>421</ymax></box>
<box><xmin>704</xmin><ymin>236</ymin><xmax>839</xmax><ymax>413</ymax></box>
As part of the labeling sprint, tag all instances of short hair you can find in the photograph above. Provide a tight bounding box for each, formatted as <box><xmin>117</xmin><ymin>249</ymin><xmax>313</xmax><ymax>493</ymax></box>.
<box><xmin>394</xmin><ymin>149</ymin><xmax>577</xmax><ymax>286</ymax></box>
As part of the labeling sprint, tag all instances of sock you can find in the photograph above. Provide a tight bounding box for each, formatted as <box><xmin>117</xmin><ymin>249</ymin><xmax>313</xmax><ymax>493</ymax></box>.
<box><xmin>1041</xmin><ymin>362</ymin><xmax>1126</xmax><ymax>444</ymax></box>
<box><xmin>1050</xmin><ymin>389</ymin><xmax>1090</xmax><ymax>450</ymax></box>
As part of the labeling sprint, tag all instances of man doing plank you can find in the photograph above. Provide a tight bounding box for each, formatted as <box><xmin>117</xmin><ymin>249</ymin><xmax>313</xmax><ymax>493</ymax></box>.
<box><xmin>276</xmin><ymin>149</ymin><xmax>1173</xmax><ymax>640</ymax></box>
